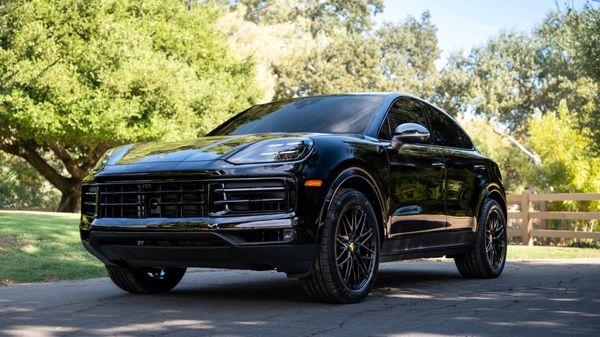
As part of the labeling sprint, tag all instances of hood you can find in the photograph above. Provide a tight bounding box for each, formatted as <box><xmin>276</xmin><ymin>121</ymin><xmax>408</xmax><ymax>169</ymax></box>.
<box><xmin>106</xmin><ymin>133</ymin><xmax>313</xmax><ymax>166</ymax></box>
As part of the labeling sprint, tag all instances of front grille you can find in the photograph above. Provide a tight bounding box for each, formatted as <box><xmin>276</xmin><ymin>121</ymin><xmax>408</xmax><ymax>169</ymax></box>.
<box><xmin>81</xmin><ymin>185</ymin><xmax>97</xmax><ymax>217</ymax></box>
<box><xmin>210</xmin><ymin>180</ymin><xmax>290</xmax><ymax>215</ymax></box>
<box><xmin>96</xmin><ymin>180</ymin><xmax>206</xmax><ymax>218</ymax></box>
<box><xmin>81</xmin><ymin>178</ymin><xmax>293</xmax><ymax>219</ymax></box>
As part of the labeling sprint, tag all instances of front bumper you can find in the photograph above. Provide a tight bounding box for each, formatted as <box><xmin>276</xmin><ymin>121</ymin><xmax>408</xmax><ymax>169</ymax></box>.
<box><xmin>81</xmin><ymin>214</ymin><xmax>318</xmax><ymax>277</ymax></box>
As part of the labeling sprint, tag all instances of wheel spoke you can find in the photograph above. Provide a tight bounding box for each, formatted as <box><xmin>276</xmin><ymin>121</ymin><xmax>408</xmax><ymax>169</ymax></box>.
<box><xmin>337</xmin><ymin>250</ymin><xmax>351</xmax><ymax>266</ymax></box>
<box><xmin>358</xmin><ymin>242</ymin><xmax>375</xmax><ymax>255</ymax></box>
<box><xmin>342</xmin><ymin>215</ymin><xmax>352</xmax><ymax>237</ymax></box>
<box><xmin>343</xmin><ymin>256</ymin><xmax>352</xmax><ymax>284</ymax></box>
<box><xmin>357</xmin><ymin>229</ymin><xmax>373</xmax><ymax>243</ymax></box>
<box><xmin>356</xmin><ymin>255</ymin><xmax>369</xmax><ymax>277</ymax></box>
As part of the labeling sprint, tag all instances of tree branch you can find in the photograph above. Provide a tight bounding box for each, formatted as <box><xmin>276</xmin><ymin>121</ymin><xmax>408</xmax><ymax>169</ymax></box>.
<box><xmin>0</xmin><ymin>142</ymin><xmax>74</xmax><ymax>193</ymax></box>
<box><xmin>493</xmin><ymin>128</ymin><xmax>542</xmax><ymax>167</ymax></box>
<box><xmin>48</xmin><ymin>141</ymin><xmax>87</xmax><ymax>180</ymax></box>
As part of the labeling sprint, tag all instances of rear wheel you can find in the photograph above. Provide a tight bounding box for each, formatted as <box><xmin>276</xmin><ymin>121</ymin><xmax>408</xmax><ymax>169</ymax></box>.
<box><xmin>301</xmin><ymin>188</ymin><xmax>380</xmax><ymax>303</ymax></box>
<box><xmin>455</xmin><ymin>199</ymin><xmax>507</xmax><ymax>278</ymax></box>
<box><xmin>106</xmin><ymin>266</ymin><xmax>186</xmax><ymax>294</ymax></box>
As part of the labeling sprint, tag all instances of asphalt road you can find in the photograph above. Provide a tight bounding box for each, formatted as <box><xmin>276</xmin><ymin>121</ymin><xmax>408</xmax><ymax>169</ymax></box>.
<box><xmin>1</xmin><ymin>259</ymin><xmax>599</xmax><ymax>337</ymax></box>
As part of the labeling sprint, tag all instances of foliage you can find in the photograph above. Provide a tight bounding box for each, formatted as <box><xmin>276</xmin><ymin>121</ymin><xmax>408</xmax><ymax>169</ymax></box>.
<box><xmin>228</xmin><ymin>0</ymin><xmax>384</xmax><ymax>36</ymax></box>
<box><xmin>0</xmin><ymin>153</ymin><xmax>60</xmax><ymax>208</ymax></box>
<box><xmin>220</xmin><ymin>1</ymin><xmax>440</xmax><ymax>100</ymax></box>
<box><xmin>0</xmin><ymin>0</ymin><xmax>261</xmax><ymax>211</ymax></box>
<box><xmin>437</xmin><ymin>5</ymin><xmax>599</xmax><ymax>144</ymax></box>
<box><xmin>377</xmin><ymin>11</ymin><xmax>440</xmax><ymax>99</ymax></box>
<box><xmin>527</xmin><ymin>101</ymin><xmax>600</xmax><ymax>195</ymax></box>
<box><xmin>0</xmin><ymin>210</ymin><xmax>104</xmax><ymax>285</ymax></box>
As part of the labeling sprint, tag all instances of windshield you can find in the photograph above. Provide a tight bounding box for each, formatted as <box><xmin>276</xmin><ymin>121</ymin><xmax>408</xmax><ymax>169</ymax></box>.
<box><xmin>209</xmin><ymin>95</ymin><xmax>386</xmax><ymax>136</ymax></box>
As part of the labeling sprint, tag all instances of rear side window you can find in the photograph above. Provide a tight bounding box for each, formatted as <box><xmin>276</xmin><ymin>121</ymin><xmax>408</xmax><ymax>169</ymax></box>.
<box><xmin>423</xmin><ymin>105</ymin><xmax>463</xmax><ymax>148</ymax></box>
<box><xmin>378</xmin><ymin>98</ymin><xmax>429</xmax><ymax>140</ymax></box>
<box><xmin>457</xmin><ymin>127</ymin><xmax>474</xmax><ymax>149</ymax></box>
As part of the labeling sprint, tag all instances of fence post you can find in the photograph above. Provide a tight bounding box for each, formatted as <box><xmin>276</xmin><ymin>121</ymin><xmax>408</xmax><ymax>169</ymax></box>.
<box><xmin>521</xmin><ymin>190</ymin><xmax>533</xmax><ymax>246</ymax></box>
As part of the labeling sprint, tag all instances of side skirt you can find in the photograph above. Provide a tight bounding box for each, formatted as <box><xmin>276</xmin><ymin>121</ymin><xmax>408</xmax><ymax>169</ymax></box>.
<box><xmin>380</xmin><ymin>229</ymin><xmax>476</xmax><ymax>262</ymax></box>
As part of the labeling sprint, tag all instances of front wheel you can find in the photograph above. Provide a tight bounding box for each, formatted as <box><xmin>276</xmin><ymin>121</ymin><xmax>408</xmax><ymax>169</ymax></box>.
<box><xmin>455</xmin><ymin>199</ymin><xmax>507</xmax><ymax>278</ymax></box>
<box><xmin>106</xmin><ymin>266</ymin><xmax>186</xmax><ymax>294</ymax></box>
<box><xmin>301</xmin><ymin>188</ymin><xmax>380</xmax><ymax>303</ymax></box>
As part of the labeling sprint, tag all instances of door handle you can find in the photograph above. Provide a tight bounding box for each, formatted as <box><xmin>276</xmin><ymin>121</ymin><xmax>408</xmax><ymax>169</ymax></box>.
<box><xmin>431</xmin><ymin>162</ymin><xmax>445</xmax><ymax>170</ymax></box>
<box><xmin>473</xmin><ymin>164</ymin><xmax>486</xmax><ymax>173</ymax></box>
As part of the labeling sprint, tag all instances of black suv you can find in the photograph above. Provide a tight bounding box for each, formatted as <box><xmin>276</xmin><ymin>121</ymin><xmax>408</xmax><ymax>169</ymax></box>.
<box><xmin>81</xmin><ymin>93</ymin><xmax>507</xmax><ymax>303</ymax></box>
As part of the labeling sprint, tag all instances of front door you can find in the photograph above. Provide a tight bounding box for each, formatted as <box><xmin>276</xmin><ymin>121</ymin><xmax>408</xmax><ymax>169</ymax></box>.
<box><xmin>378</xmin><ymin>98</ymin><xmax>446</xmax><ymax>252</ymax></box>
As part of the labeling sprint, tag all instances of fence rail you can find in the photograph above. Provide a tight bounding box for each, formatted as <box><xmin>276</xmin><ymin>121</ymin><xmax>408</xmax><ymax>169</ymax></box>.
<box><xmin>506</xmin><ymin>191</ymin><xmax>600</xmax><ymax>245</ymax></box>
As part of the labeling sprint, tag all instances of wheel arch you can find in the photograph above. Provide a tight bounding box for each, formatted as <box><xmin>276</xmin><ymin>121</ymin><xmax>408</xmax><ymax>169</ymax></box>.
<box><xmin>475</xmin><ymin>183</ymin><xmax>507</xmax><ymax>230</ymax></box>
<box><xmin>316</xmin><ymin>162</ymin><xmax>388</xmax><ymax>243</ymax></box>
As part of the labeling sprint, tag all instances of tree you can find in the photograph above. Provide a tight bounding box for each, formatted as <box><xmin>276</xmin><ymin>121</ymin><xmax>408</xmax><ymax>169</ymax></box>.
<box><xmin>436</xmin><ymin>5</ymin><xmax>598</xmax><ymax>142</ymax></box>
<box><xmin>0</xmin><ymin>152</ymin><xmax>60</xmax><ymax>208</ymax></box>
<box><xmin>527</xmin><ymin>101</ymin><xmax>600</xmax><ymax>195</ymax></box>
<box><xmin>377</xmin><ymin>11</ymin><xmax>440</xmax><ymax>100</ymax></box>
<box><xmin>273</xmin><ymin>33</ymin><xmax>384</xmax><ymax>97</ymax></box>
<box><xmin>0</xmin><ymin>0</ymin><xmax>261</xmax><ymax>212</ymax></box>
<box><xmin>227</xmin><ymin>0</ymin><xmax>384</xmax><ymax>37</ymax></box>
<box><xmin>220</xmin><ymin>2</ymin><xmax>441</xmax><ymax>100</ymax></box>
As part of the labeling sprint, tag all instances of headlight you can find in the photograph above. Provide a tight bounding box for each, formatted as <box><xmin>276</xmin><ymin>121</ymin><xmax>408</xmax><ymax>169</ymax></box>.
<box><xmin>227</xmin><ymin>137</ymin><xmax>313</xmax><ymax>164</ymax></box>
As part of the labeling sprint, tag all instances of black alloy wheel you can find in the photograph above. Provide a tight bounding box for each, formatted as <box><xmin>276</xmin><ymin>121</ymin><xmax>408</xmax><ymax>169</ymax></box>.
<box><xmin>301</xmin><ymin>188</ymin><xmax>380</xmax><ymax>303</ymax></box>
<box><xmin>335</xmin><ymin>204</ymin><xmax>377</xmax><ymax>290</ymax></box>
<box><xmin>455</xmin><ymin>199</ymin><xmax>507</xmax><ymax>278</ymax></box>
<box><xmin>484</xmin><ymin>207</ymin><xmax>506</xmax><ymax>272</ymax></box>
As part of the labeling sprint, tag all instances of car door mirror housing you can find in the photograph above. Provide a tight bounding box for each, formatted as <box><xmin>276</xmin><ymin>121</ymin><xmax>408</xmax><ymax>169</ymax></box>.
<box><xmin>391</xmin><ymin>123</ymin><xmax>430</xmax><ymax>149</ymax></box>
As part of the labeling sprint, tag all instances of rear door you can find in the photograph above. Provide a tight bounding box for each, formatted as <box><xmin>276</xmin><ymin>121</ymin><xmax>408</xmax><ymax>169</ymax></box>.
<box><xmin>422</xmin><ymin>103</ymin><xmax>486</xmax><ymax>234</ymax></box>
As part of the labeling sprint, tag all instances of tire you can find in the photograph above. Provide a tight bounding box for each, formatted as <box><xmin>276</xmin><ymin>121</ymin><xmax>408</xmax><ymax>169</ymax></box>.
<box><xmin>455</xmin><ymin>199</ymin><xmax>507</xmax><ymax>278</ymax></box>
<box><xmin>106</xmin><ymin>266</ymin><xmax>186</xmax><ymax>294</ymax></box>
<box><xmin>300</xmin><ymin>188</ymin><xmax>380</xmax><ymax>303</ymax></box>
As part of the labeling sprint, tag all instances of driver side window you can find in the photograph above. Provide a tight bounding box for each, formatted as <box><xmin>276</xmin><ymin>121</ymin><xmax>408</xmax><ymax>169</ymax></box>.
<box><xmin>378</xmin><ymin>98</ymin><xmax>429</xmax><ymax>140</ymax></box>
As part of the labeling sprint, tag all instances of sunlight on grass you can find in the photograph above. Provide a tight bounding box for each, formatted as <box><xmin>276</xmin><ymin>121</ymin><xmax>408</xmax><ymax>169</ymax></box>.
<box><xmin>0</xmin><ymin>210</ymin><xmax>105</xmax><ymax>286</ymax></box>
<box><xmin>508</xmin><ymin>245</ymin><xmax>600</xmax><ymax>259</ymax></box>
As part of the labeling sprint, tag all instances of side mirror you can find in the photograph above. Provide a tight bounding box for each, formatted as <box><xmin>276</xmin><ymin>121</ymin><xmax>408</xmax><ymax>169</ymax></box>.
<box><xmin>391</xmin><ymin>123</ymin><xmax>430</xmax><ymax>150</ymax></box>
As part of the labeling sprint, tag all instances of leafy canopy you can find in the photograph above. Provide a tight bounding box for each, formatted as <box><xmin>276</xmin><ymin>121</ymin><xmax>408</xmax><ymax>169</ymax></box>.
<box><xmin>0</xmin><ymin>0</ymin><xmax>261</xmax><ymax>210</ymax></box>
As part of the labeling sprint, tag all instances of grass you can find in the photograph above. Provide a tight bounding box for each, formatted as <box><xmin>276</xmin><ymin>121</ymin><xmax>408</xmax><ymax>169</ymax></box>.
<box><xmin>507</xmin><ymin>245</ymin><xmax>600</xmax><ymax>259</ymax></box>
<box><xmin>0</xmin><ymin>210</ymin><xmax>104</xmax><ymax>286</ymax></box>
<box><xmin>0</xmin><ymin>210</ymin><xmax>599</xmax><ymax>285</ymax></box>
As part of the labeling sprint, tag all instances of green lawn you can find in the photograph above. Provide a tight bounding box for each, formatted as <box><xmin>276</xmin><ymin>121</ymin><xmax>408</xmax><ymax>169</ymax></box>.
<box><xmin>0</xmin><ymin>210</ymin><xmax>599</xmax><ymax>285</ymax></box>
<box><xmin>0</xmin><ymin>210</ymin><xmax>104</xmax><ymax>286</ymax></box>
<box><xmin>507</xmin><ymin>244</ymin><xmax>600</xmax><ymax>259</ymax></box>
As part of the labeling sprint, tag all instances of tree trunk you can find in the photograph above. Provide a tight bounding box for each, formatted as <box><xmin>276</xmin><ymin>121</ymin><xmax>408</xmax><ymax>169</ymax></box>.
<box><xmin>56</xmin><ymin>185</ymin><xmax>81</xmax><ymax>213</ymax></box>
<box><xmin>0</xmin><ymin>143</ymin><xmax>84</xmax><ymax>213</ymax></box>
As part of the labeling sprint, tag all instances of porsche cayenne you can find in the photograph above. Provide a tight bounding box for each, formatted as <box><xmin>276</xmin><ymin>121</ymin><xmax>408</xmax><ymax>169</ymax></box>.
<box><xmin>80</xmin><ymin>93</ymin><xmax>508</xmax><ymax>303</ymax></box>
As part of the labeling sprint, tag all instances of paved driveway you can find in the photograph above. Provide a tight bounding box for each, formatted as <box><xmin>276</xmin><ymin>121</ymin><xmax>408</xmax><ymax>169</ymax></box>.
<box><xmin>1</xmin><ymin>259</ymin><xmax>599</xmax><ymax>337</ymax></box>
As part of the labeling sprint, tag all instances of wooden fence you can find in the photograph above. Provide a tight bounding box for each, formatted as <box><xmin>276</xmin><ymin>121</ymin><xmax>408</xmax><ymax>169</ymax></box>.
<box><xmin>506</xmin><ymin>191</ymin><xmax>600</xmax><ymax>245</ymax></box>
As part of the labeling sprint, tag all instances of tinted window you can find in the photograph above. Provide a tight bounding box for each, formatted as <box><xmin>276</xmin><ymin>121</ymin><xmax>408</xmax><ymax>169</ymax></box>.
<box><xmin>457</xmin><ymin>127</ymin><xmax>474</xmax><ymax>149</ymax></box>
<box><xmin>210</xmin><ymin>95</ymin><xmax>386</xmax><ymax>136</ymax></box>
<box><xmin>423</xmin><ymin>105</ymin><xmax>462</xmax><ymax>148</ymax></box>
<box><xmin>378</xmin><ymin>98</ymin><xmax>429</xmax><ymax>140</ymax></box>
<box><xmin>378</xmin><ymin>118</ymin><xmax>391</xmax><ymax>140</ymax></box>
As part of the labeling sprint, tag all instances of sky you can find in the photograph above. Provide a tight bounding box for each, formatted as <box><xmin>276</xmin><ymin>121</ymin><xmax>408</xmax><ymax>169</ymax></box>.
<box><xmin>377</xmin><ymin>0</ymin><xmax>592</xmax><ymax>66</ymax></box>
